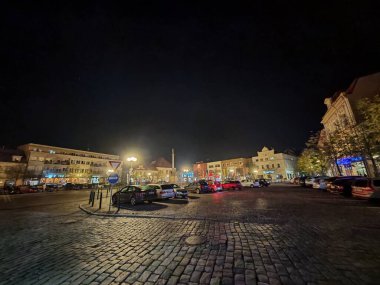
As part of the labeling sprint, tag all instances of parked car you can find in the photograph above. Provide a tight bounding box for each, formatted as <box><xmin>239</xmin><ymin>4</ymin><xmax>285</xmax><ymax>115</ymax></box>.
<box><xmin>240</xmin><ymin>180</ymin><xmax>260</xmax><ymax>188</ymax></box>
<box><xmin>147</xmin><ymin>184</ymin><xmax>175</xmax><ymax>200</ymax></box>
<box><xmin>258</xmin><ymin>179</ymin><xmax>270</xmax><ymax>187</ymax></box>
<box><xmin>291</xmin><ymin>177</ymin><xmax>300</xmax><ymax>184</ymax></box>
<box><xmin>221</xmin><ymin>180</ymin><xmax>242</xmax><ymax>190</ymax></box>
<box><xmin>305</xmin><ymin>177</ymin><xmax>318</xmax><ymax>187</ymax></box>
<box><xmin>170</xmin><ymin>184</ymin><xmax>189</xmax><ymax>199</ymax></box>
<box><xmin>185</xmin><ymin>181</ymin><xmax>210</xmax><ymax>194</ymax></box>
<box><xmin>312</xmin><ymin>176</ymin><xmax>330</xmax><ymax>190</ymax></box>
<box><xmin>18</xmin><ymin>185</ymin><xmax>38</xmax><ymax>193</ymax></box>
<box><xmin>299</xmin><ymin>176</ymin><xmax>308</xmax><ymax>187</ymax></box>
<box><xmin>352</xmin><ymin>178</ymin><xmax>380</xmax><ymax>200</ymax></box>
<box><xmin>4</xmin><ymin>185</ymin><xmax>21</xmax><ymax>194</ymax></box>
<box><xmin>329</xmin><ymin>176</ymin><xmax>362</xmax><ymax>196</ymax></box>
<box><xmin>325</xmin><ymin>177</ymin><xmax>340</xmax><ymax>192</ymax></box>
<box><xmin>207</xmin><ymin>180</ymin><xmax>222</xmax><ymax>192</ymax></box>
<box><xmin>112</xmin><ymin>185</ymin><xmax>156</xmax><ymax>206</ymax></box>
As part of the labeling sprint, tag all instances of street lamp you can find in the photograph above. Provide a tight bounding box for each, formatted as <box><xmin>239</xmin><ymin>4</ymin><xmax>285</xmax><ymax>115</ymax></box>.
<box><xmin>126</xmin><ymin>156</ymin><xmax>137</xmax><ymax>185</ymax></box>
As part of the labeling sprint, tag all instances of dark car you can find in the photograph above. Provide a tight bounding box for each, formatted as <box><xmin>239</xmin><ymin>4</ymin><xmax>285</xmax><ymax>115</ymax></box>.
<box><xmin>258</xmin><ymin>179</ymin><xmax>270</xmax><ymax>187</ymax></box>
<box><xmin>352</xmin><ymin>178</ymin><xmax>380</xmax><ymax>200</ymax></box>
<box><xmin>221</xmin><ymin>180</ymin><xmax>242</xmax><ymax>190</ymax></box>
<box><xmin>299</xmin><ymin>176</ymin><xmax>308</xmax><ymax>187</ymax></box>
<box><xmin>325</xmin><ymin>177</ymin><xmax>340</xmax><ymax>192</ymax></box>
<box><xmin>330</xmin><ymin>176</ymin><xmax>362</xmax><ymax>196</ymax></box>
<box><xmin>112</xmin><ymin>185</ymin><xmax>157</xmax><ymax>206</ymax></box>
<box><xmin>185</xmin><ymin>181</ymin><xmax>210</xmax><ymax>194</ymax></box>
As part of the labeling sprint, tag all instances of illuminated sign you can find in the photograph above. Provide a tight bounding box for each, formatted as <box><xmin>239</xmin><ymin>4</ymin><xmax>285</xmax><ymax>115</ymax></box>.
<box><xmin>337</xmin><ymin>156</ymin><xmax>363</xmax><ymax>166</ymax></box>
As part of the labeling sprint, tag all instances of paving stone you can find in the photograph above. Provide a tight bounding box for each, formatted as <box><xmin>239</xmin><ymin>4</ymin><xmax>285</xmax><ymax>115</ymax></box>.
<box><xmin>200</xmin><ymin>272</ymin><xmax>212</xmax><ymax>284</ymax></box>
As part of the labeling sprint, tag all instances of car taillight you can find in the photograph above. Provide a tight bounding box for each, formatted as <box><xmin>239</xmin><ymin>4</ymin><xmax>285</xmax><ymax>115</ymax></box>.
<box><xmin>363</xmin><ymin>187</ymin><xmax>374</xmax><ymax>192</ymax></box>
<box><xmin>160</xmin><ymin>191</ymin><xmax>164</xmax><ymax>194</ymax></box>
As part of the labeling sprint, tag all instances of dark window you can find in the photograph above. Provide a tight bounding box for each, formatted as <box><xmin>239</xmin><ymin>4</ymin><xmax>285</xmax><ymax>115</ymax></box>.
<box><xmin>120</xmin><ymin>187</ymin><xmax>129</xmax><ymax>193</ymax></box>
<box><xmin>161</xmin><ymin>184</ymin><xmax>173</xmax><ymax>190</ymax></box>
<box><xmin>354</xmin><ymin>180</ymin><xmax>368</xmax><ymax>187</ymax></box>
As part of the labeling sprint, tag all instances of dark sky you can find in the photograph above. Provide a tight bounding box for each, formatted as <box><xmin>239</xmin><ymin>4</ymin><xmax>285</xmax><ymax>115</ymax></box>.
<box><xmin>1</xmin><ymin>1</ymin><xmax>379</xmax><ymax>168</ymax></box>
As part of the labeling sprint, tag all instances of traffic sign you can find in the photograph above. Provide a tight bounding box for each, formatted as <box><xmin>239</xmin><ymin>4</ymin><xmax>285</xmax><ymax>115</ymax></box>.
<box><xmin>109</xmin><ymin>160</ymin><xmax>121</xmax><ymax>170</ymax></box>
<box><xmin>108</xmin><ymin>173</ymin><xmax>119</xmax><ymax>185</ymax></box>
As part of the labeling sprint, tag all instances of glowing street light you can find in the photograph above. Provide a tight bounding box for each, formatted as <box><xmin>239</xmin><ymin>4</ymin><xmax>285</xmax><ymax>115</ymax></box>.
<box><xmin>126</xmin><ymin>156</ymin><xmax>137</xmax><ymax>185</ymax></box>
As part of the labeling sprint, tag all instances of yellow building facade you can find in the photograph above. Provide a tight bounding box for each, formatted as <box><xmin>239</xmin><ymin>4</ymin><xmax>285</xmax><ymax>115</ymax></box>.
<box><xmin>251</xmin><ymin>147</ymin><xmax>297</xmax><ymax>181</ymax></box>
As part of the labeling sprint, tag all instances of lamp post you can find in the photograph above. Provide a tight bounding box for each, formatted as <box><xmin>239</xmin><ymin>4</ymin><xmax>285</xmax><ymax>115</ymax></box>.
<box><xmin>127</xmin><ymin>156</ymin><xmax>137</xmax><ymax>185</ymax></box>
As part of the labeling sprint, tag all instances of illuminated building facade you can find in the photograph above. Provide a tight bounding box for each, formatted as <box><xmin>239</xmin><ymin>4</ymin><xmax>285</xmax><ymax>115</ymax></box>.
<box><xmin>0</xmin><ymin>149</ymin><xmax>26</xmax><ymax>187</ymax></box>
<box><xmin>221</xmin><ymin>158</ymin><xmax>251</xmax><ymax>180</ymax></box>
<box><xmin>193</xmin><ymin>162</ymin><xmax>207</xmax><ymax>180</ymax></box>
<box><xmin>251</xmin><ymin>147</ymin><xmax>297</xmax><ymax>181</ymax></box>
<box><xmin>206</xmin><ymin>161</ymin><xmax>222</xmax><ymax>181</ymax></box>
<box><xmin>321</xmin><ymin>72</ymin><xmax>380</xmax><ymax>176</ymax></box>
<box><xmin>18</xmin><ymin>143</ymin><xmax>122</xmax><ymax>185</ymax></box>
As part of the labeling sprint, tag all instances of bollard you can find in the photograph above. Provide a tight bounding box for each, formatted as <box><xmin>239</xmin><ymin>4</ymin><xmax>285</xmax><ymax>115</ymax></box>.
<box><xmin>99</xmin><ymin>192</ymin><xmax>103</xmax><ymax>209</ymax></box>
<box><xmin>108</xmin><ymin>186</ymin><xmax>113</xmax><ymax>212</ymax></box>
<box><xmin>89</xmin><ymin>191</ymin><xmax>93</xmax><ymax>204</ymax></box>
<box><xmin>91</xmin><ymin>191</ymin><xmax>95</xmax><ymax>207</ymax></box>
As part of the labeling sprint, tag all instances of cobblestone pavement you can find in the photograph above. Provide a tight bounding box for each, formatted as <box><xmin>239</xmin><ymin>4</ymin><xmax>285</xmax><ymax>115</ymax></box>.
<box><xmin>1</xmin><ymin>185</ymin><xmax>380</xmax><ymax>284</ymax></box>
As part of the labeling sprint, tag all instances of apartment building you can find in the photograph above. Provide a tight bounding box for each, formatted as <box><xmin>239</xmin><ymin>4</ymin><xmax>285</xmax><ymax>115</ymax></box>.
<box><xmin>0</xmin><ymin>149</ymin><xmax>26</xmax><ymax>187</ymax></box>
<box><xmin>18</xmin><ymin>143</ymin><xmax>122</xmax><ymax>185</ymax></box>
<box><xmin>321</xmin><ymin>72</ymin><xmax>380</xmax><ymax>176</ymax></box>
<box><xmin>221</xmin><ymin>157</ymin><xmax>251</xmax><ymax>180</ymax></box>
<box><xmin>206</xmin><ymin>161</ymin><xmax>222</xmax><ymax>181</ymax></box>
<box><xmin>252</xmin><ymin>147</ymin><xmax>297</xmax><ymax>181</ymax></box>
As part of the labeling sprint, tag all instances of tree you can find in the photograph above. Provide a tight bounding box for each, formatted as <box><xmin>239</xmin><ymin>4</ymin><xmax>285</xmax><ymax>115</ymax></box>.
<box><xmin>358</xmin><ymin>95</ymin><xmax>380</xmax><ymax>176</ymax></box>
<box><xmin>297</xmin><ymin>132</ymin><xmax>329</xmax><ymax>176</ymax></box>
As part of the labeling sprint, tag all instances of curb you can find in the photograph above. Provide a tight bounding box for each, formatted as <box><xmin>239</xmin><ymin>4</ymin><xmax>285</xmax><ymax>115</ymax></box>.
<box><xmin>79</xmin><ymin>204</ymin><xmax>210</xmax><ymax>221</ymax></box>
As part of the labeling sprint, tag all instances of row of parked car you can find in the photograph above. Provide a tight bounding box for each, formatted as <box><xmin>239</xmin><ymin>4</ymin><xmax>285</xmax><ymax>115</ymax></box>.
<box><xmin>112</xmin><ymin>179</ymin><xmax>271</xmax><ymax>206</ymax></box>
<box><xmin>292</xmin><ymin>176</ymin><xmax>380</xmax><ymax>200</ymax></box>
<box><xmin>1</xmin><ymin>183</ymin><xmax>100</xmax><ymax>194</ymax></box>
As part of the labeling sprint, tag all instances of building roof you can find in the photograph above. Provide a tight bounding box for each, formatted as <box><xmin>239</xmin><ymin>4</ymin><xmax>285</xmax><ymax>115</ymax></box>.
<box><xmin>345</xmin><ymin>72</ymin><xmax>380</xmax><ymax>120</ymax></box>
<box><xmin>0</xmin><ymin>148</ymin><xmax>25</xmax><ymax>163</ymax></box>
<box><xmin>150</xmin><ymin>157</ymin><xmax>172</xmax><ymax>168</ymax></box>
<box><xmin>18</xmin><ymin>143</ymin><xmax>120</xmax><ymax>158</ymax></box>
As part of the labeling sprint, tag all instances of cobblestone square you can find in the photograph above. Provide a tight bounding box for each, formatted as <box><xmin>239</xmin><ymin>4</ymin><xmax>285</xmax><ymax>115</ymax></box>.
<box><xmin>1</xmin><ymin>184</ymin><xmax>380</xmax><ymax>284</ymax></box>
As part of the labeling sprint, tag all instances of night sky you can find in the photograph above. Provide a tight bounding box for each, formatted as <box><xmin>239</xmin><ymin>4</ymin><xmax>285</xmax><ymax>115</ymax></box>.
<box><xmin>1</xmin><ymin>1</ymin><xmax>379</xmax><ymax>168</ymax></box>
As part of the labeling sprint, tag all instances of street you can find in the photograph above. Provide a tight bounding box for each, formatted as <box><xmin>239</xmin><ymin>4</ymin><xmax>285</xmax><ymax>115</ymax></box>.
<box><xmin>1</xmin><ymin>184</ymin><xmax>380</xmax><ymax>285</ymax></box>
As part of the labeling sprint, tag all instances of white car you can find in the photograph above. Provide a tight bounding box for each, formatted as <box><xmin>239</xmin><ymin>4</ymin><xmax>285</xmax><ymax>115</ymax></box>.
<box><xmin>147</xmin><ymin>184</ymin><xmax>175</xmax><ymax>199</ymax></box>
<box><xmin>170</xmin><ymin>184</ymin><xmax>189</xmax><ymax>199</ymax></box>
<box><xmin>240</xmin><ymin>180</ymin><xmax>261</xmax><ymax>188</ymax></box>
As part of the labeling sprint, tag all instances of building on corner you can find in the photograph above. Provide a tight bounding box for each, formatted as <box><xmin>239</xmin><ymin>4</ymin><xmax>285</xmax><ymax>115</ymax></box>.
<box><xmin>17</xmin><ymin>143</ymin><xmax>122</xmax><ymax>186</ymax></box>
